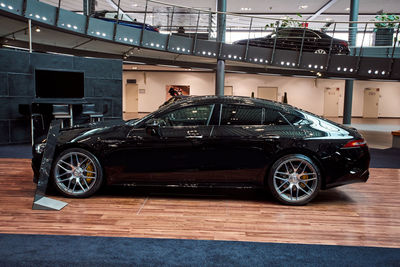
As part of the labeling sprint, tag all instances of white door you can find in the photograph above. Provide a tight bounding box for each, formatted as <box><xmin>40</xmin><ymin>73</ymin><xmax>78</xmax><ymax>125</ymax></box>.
<box><xmin>257</xmin><ymin>87</ymin><xmax>278</xmax><ymax>101</ymax></box>
<box><xmin>224</xmin><ymin>86</ymin><xmax>233</xmax><ymax>96</ymax></box>
<box><xmin>363</xmin><ymin>88</ymin><xmax>379</xmax><ymax>118</ymax></box>
<box><xmin>323</xmin><ymin>87</ymin><xmax>339</xmax><ymax>117</ymax></box>
<box><xmin>125</xmin><ymin>83</ymin><xmax>139</xmax><ymax>113</ymax></box>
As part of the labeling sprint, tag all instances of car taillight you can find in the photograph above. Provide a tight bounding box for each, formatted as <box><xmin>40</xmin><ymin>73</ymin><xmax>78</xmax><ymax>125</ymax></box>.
<box><xmin>339</xmin><ymin>41</ymin><xmax>348</xmax><ymax>47</ymax></box>
<box><xmin>154</xmin><ymin>28</ymin><xmax>159</xmax><ymax>32</ymax></box>
<box><xmin>343</xmin><ymin>139</ymin><xmax>367</xmax><ymax>148</ymax></box>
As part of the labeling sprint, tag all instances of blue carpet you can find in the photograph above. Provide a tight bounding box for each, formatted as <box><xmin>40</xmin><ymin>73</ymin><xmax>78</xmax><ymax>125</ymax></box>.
<box><xmin>0</xmin><ymin>234</ymin><xmax>398</xmax><ymax>267</ymax></box>
<box><xmin>0</xmin><ymin>144</ymin><xmax>31</xmax><ymax>159</ymax></box>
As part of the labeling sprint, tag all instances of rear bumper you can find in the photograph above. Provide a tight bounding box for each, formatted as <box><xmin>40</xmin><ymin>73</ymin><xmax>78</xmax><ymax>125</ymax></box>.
<box><xmin>325</xmin><ymin>168</ymin><xmax>369</xmax><ymax>189</ymax></box>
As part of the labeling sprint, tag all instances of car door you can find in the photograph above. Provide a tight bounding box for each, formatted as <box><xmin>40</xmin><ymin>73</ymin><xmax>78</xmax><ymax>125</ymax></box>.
<box><xmin>305</xmin><ymin>30</ymin><xmax>320</xmax><ymax>52</ymax></box>
<box><xmin>149</xmin><ymin>104</ymin><xmax>216</xmax><ymax>183</ymax></box>
<box><xmin>201</xmin><ymin>104</ymin><xmax>297</xmax><ymax>185</ymax></box>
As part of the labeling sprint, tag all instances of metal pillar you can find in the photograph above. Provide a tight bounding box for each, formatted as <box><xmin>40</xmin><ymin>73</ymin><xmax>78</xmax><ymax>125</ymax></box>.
<box><xmin>83</xmin><ymin>0</ymin><xmax>95</xmax><ymax>16</ymax></box>
<box><xmin>343</xmin><ymin>0</ymin><xmax>359</xmax><ymax>124</ymax></box>
<box><xmin>215</xmin><ymin>0</ymin><xmax>226</xmax><ymax>96</ymax></box>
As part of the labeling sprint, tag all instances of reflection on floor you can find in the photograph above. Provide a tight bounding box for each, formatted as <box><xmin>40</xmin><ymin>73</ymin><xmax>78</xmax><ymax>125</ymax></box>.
<box><xmin>0</xmin><ymin>158</ymin><xmax>399</xmax><ymax>248</ymax></box>
<box><xmin>328</xmin><ymin>118</ymin><xmax>400</xmax><ymax>149</ymax></box>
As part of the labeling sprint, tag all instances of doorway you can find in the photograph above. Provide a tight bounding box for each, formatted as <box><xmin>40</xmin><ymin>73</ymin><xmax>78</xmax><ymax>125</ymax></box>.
<box><xmin>224</xmin><ymin>86</ymin><xmax>233</xmax><ymax>96</ymax></box>
<box><xmin>257</xmin><ymin>87</ymin><xmax>278</xmax><ymax>101</ymax></box>
<box><xmin>323</xmin><ymin>87</ymin><xmax>339</xmax><ymax>117</ymax></box>
<box><xmin>363</xmin><ymin>88</ymin><xmax>379</xmax><ymax>118</ymax></box>
<box><xmin>125</xmin><ymin>83</ymin><xmax>139</xmax><ymax>113</ymax></box>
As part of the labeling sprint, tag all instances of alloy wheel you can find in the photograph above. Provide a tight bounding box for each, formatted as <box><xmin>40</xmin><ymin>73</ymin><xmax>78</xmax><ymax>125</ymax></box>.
<box><xmin>54</xmin><ymin>151</ymin><xmax>98</xmax><ymax>196</ymax></box>
<box><xmin>314</xmin><ymin>49</ymin><xmax>327</xmax><ymax>54</ymax></box>
<box><xmin>272</xmin><ymin>157</ymin><xmax>318</xmax><ymax>203</ymax></box>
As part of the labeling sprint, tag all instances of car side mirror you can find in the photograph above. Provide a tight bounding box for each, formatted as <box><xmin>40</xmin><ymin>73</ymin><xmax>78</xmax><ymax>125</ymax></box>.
<box><xmin>145</xmin><ymin>120</ymin><xmax>161</xmax><ymax>136</ymax></box>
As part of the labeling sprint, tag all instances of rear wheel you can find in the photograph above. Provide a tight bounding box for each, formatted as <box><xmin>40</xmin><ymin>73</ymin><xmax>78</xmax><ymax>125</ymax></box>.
<box><xmin>267</xmin><ymin>154</ymin><xmax>321</xmax><ymax>205</ymax></box>
<box><xmin>52</xmin><ymin>148</ymin><xmax>103</xmax><ymax>198</ymax></box>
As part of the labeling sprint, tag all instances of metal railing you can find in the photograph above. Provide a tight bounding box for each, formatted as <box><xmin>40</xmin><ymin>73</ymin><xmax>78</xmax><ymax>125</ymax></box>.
<box><xmin>44</xmin><ymin>0</ymin><xmax>400</xmax><ymax>59</ymax></box>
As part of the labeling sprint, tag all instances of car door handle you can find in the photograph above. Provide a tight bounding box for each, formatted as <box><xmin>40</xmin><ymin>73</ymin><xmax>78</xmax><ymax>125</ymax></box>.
<box><xmin>185</xmin><ymin>135</ymin><xmax>203</xmax><ymax>139</ymax></box>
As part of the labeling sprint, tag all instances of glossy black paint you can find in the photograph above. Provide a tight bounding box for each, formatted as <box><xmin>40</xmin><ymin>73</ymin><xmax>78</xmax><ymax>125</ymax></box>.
<box><xmin>32</xmin><ymin>96</ymin><xmax>369</xmax><ymax>190</ymax></box>
<box><xmin>234</xmin><ymin>28</ymin><xmax>350</xmax><ymax>55</ymax></box>
<box><xmin>92</xmin><ymin>11</ymin><xmax>159</xmax><ymax>32</ymax></box>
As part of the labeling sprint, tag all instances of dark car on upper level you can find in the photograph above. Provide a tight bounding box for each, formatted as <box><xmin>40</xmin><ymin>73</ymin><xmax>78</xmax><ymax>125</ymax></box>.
<box><xmin>92</xmin><ymin>10</ymin><xmax>159</xmax><ymax>32</ymax></box>
<box><xmin>32</xmin><ymin>96</ymin><xmax>369</xmax><ymax>205</ymax></box>
<box><xmin>234</xmin><ymin>28</ymin><xmax>349</xmax><ymax>55</ymax></box>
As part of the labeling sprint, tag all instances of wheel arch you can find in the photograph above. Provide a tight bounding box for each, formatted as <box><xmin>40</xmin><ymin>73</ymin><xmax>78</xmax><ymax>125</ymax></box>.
<box><xmin>264</xmin><ymin>147</ymin><xmax>326</xmax><ymax>189</ymax></box>
<box><xmin>53</xmin><ymin>142</ymin><xmax>107</xmax><ymax>182</ymax></box>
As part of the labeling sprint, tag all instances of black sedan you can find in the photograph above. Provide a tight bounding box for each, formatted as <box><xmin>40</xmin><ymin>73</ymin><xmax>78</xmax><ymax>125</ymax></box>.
<box><xmin>234</xmin><ymin>28</ymin><xmax>350</xmax><ymax>55</ymax></box>
<box><xmin>92</xmin><ymin>11</ymin><xmax>159</xmax><ymax>32</ymax></box>
<box><xmin>32</xmin><ymin>96</ymin><xmax>369</xmax><ymax>205</ymax></box>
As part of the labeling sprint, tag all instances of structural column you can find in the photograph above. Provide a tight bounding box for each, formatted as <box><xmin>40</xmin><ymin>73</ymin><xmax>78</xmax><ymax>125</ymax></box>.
<box><xmin>83</xmin><ymin>0</ymin><xmax>95</xmax><ymax>16</ymax></box>
<box><xmin>215</xmin><ymin>0</ymin><xmax>226</xmax><ymax>96</ymax></box>
<box><xmin>343</xmin><ymin>0</ymin><xmax>359</xmax><ymax>124</ymax></box>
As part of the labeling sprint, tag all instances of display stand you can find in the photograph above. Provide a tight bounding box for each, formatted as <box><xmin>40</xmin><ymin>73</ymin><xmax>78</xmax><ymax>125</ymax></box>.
<box><xmin>32</xmin><ymin>120</ymin><xmax>68</xmax><ymax>210</ymax></box>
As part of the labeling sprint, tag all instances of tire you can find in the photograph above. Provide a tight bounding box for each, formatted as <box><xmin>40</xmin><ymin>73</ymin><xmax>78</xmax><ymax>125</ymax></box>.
<box><xmin>267</xmin><ymin>154</ymin><xmax>321</xmax><ymax>205</ymax></box>
<box><xmin>314</xmin><ymin>48</ymin><xmax>327</xmax><ymax>54</ymax></box>
<box><xmin>52</xmin><ymin>148</ymin><xmax>103</xmax><ymax>198</ymax></box>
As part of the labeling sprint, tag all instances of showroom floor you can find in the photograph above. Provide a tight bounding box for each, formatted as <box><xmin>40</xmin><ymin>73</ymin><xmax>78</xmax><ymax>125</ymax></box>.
<box><xmin>0</xmin><ymin>159</ymin><xmax>399</xmax><ymax>248</ymax></box>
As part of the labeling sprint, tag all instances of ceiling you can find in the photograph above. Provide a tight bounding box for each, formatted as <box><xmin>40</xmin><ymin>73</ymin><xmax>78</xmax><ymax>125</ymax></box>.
<box><xmin>41</xmin><ymin>0</ymin><xmax>400</xmax><ymax>18</ymax></box>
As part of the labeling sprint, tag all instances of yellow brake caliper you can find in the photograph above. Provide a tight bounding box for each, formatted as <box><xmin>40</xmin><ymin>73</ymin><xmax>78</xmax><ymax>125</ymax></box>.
<box><xmin>85</xmin><ymin>163</ymin><xmax>94</xmax><ymax>184</ymax></box>
<box><xmin>300</xmin><ymin>175</ymin><xmax>308</xmax><ymax>188</ymax></box>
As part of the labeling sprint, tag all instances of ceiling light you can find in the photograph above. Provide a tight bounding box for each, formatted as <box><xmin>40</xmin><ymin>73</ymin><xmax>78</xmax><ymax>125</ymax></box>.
<box><xmin>241</xmin><ymin>7</ymin><xmax>251</xmax><ymax>11</ymax></box>
<box><xmin>299</xmin><ymin>5</ymin><xmax>308</xmax><ymax>9</ymax></box>
<box><xmin>35</xmin><ymin>26</ymin><xmax>41</xmax><ymax>32</ymax></box>
<box><xmin>345</xmin><ymin>7</ymin><xmax>350</xmax><ymax>11</ymax></box>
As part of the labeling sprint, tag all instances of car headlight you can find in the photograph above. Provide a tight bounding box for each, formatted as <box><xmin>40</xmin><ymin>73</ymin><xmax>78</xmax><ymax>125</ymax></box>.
<box><xmin>35</xmin><ymin>143</ymin><xmax>46</xmax><ymax>154</ymax></box>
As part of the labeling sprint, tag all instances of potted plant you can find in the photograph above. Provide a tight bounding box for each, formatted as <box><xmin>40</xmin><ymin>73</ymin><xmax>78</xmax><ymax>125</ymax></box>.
<box><xmin>373</xmin><ymin>13</ymin><xmax>399</xmax><ymax>46</ymax></box>
<box><xmin>266</xmin><ymin>13</ymin><xmax>303</xmax><ymax>30</ymax></box>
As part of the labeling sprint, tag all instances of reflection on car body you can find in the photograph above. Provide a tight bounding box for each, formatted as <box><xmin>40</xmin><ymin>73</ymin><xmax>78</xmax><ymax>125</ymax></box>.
<box><xmin>32</xmin><ymin>96</ymin><xmax>369</xmax><ymax>205</ymax></box>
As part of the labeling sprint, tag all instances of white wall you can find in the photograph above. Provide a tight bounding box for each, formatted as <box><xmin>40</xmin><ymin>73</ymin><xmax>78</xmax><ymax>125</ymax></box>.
<box><xmin>123</xmin><ymin>71</ymin><xmax>400</xmax><ymax>117</ymax></box>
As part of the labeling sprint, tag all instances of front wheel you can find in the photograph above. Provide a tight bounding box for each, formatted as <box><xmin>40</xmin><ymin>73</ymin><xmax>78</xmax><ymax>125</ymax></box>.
<box><xmin>314</xmin><ymin>48</ymin><xmax>327</xmax><ymax>54</ymax></box>
<box><xmin>52</xmin><ymin>148</ymin><xmax>103</xmax><ymax>198</ymax></box>
<box><xmin>267</xmin><ymin>154</ymin><xmax>321</xmax><ymax>205</ymax></box>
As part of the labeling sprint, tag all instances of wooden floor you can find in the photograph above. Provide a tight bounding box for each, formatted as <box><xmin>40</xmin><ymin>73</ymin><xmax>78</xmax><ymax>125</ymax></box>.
<box><xmin>0</xmin><ymin>158</ymin><xmax>399</xmax><ymax>248</ymax></box>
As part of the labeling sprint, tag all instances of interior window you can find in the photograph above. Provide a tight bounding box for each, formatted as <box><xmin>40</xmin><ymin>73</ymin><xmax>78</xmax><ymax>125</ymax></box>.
<box><xmin>221</xmin><ymin>105</ymin><xmax>262</xmax><ymax>125</ymax></box>
<box><xmin>264</xmin><ymin>108</ymin><xmax>289</xmax><ymax>125</ymax></box>
<box><xmin>157</xmin><ymin>105</ymin><xmax>214</xmax><ymax>126</ymax></box>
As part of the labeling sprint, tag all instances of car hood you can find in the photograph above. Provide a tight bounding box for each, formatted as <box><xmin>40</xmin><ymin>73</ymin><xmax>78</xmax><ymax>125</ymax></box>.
<box><xmin>57</xmin><ymin>119</ymin><xmax>128</xmax><ymax>144</ymax></box>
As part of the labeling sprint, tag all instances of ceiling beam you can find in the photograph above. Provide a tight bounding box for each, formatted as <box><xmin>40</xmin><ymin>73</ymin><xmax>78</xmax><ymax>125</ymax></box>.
<box><xmin>307</xmin><ymin>0</ymin><xmax>339</xmax><ymax>21</ymax></box>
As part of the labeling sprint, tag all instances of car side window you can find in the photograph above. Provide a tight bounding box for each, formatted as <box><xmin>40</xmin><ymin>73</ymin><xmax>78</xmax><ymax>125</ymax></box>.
<box><xmin>277</xmin><ymin>30</ymin><xmax>290</xmax><ymax>38</ymax></box>
<box><xmin>264</xmin><ymin>108</ymin><xmax>289</xmax><ymax>125</ymax></box>
<box><xmin>305</xmin><ymin>30</ymin><xmax>319</xmax><ymax>38</ymax></box>
<box><xmin>221</xmin><ymin>105</ymin><xmax>263</xmax><ymax>125</ymax></box>
<box><xmin>158</xmin><ymin>105</ymin><xmax>214</xmax><ymax>126</ymax></box>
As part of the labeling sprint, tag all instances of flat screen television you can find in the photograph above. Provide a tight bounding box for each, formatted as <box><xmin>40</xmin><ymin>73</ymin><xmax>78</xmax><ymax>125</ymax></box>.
<box><xmin>35</xmin><ymin>69</ymin><xmax>84</xmax><ymax>98</ymax></box>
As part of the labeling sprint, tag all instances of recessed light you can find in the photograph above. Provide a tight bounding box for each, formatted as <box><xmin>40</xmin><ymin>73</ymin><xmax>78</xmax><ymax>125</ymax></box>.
<box><xmin>241</xmin><ymin>7</ymin><xmax>251</xmax><ymax>11</ymax></box>
<box><xmin>299</xmin><ymin>5</ymin><xmax>308</xmax><ymax>9</ymax></box>
<box><xmin>345</xmin><ymin>7</ymin><xmax>350</xmax><ymax>11</ymax></box>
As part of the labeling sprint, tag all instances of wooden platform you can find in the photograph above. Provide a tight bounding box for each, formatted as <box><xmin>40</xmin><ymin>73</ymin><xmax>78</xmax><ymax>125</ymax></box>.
<box><xmin>0</xmin><ymin>158</ymin><xmax>399</xmax><ymax>248</ymax></box>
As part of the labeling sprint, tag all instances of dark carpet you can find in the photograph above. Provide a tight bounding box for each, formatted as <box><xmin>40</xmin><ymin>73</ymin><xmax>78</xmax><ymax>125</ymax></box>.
<box><xmin>369</xmin><ymin>148</ymin><xmax>400</xmax><ymax>168</ymax></box>
<box><xmin>0</xmin><ymin>233</ymin><xmax>399</xmax><ymax>267</ymax></box>
<box><xmin>1</xmin><ymin>144</ymin><xmax>399</xmax><ymax>168</ymax></box>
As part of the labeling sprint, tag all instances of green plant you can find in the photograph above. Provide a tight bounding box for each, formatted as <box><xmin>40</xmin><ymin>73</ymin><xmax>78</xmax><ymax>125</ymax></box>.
<box><xmin>265</xmin><ymin>13</ymin><xmax>303</xmax><ymax>29</ymax></box>
<box><xmin>374</xmin><ymin>13</ymin><xmax>399</xmax><ymax>29</ymax></box>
